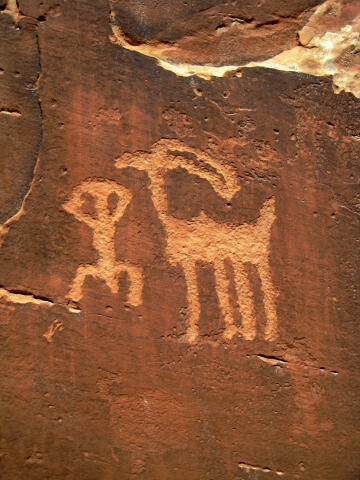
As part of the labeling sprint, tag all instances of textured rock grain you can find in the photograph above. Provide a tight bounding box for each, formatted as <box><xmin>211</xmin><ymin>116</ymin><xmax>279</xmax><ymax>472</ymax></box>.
<box><xmin>0</xmin><ymin>0</ymin><xmax>359</xmax><ymax>479</ymax></box>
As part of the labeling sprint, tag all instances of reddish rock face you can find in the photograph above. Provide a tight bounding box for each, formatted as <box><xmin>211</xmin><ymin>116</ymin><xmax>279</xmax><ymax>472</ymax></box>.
<box><xmin>110</xmin><ymin>0</ymin><xmax>324</xmax><ymax>64</ymax></box>
<box><xmin>0</xmin><ymin>1</ymin><xmax>360</xmax><ymax>479</ymax></box>
<box><xmin>0</xmin><ymin>14</ymin><xmax>41</xmax><ymax>226</ymax></box>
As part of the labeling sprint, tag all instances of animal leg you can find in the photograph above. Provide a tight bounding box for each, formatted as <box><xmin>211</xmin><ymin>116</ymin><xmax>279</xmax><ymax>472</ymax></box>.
<box><xmin>214</xmin><ymin>259</ymin><xmax>238</xmax><ymax>340</ymax></box>
<box><xmin>116</xmin><ymin>263</ymin><xmax>143</xmax><ymax>307</ymax></box>
<box><xmin>257</xmin><ymin>260</ymin><xmax>278</xmax><ymax>341</ymax></box>
<box><xmin>233</xmin><ymin>261</ymin><xmax>256</xmax><ymax>341</ymax></box>
<box><xmin>68</xmin><ymin>264</ymin><xmax>98</xmax><ymax>302</ymax></box>
<box><xmin>182</xmin><ymin>261</ymin><xmax>200</xmax><ymax>343</ymax></box>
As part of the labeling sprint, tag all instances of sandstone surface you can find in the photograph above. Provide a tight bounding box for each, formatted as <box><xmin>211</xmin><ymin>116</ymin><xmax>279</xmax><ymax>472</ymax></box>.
<box><xmin>0</xmin><ymin>0</ymin><xmax>359</xmax><ymax>479</ymax></box>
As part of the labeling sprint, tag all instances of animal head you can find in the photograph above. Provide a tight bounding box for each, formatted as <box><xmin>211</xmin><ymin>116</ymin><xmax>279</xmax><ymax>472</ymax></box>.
<box><xmin>115</xmin><ymin>139</ymin><xmax>239</xmax><ymax>202</ymax></box>
<box><xmin>63</xmin><ymin>179</ymin><xmax>132</xmax><ymax>227</ymax></box>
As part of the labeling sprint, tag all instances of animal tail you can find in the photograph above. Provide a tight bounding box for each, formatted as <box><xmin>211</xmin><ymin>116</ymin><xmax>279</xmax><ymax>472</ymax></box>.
<box><xmin>256</xmin><ymin>198</ymin><xmax>276</xmax><ymax>237</ymax></box>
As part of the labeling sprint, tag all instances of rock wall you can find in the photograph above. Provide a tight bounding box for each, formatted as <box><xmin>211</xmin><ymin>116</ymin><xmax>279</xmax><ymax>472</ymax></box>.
<box><xmin>0</xmin><ymin>0</ymin><xmax>359</xmax><ymax>479</ymax></box>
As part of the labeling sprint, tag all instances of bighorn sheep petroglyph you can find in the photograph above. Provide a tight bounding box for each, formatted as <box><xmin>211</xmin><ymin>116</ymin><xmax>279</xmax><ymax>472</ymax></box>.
<box><xmin>115</xmin><ymin>140</ymin><xmax>278</xmax><ymax>343</ymax></box>
<box><xmin>63</xmin><ymin>179</ymin><xmax>143</xmax><ymax>306</ymax></box>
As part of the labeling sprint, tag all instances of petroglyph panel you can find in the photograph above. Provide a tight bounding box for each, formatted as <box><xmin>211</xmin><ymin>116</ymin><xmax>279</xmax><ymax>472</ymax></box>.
<box><xmin>116</xmin><ymin>140</ymin><xmax>278</xmax><ymax>343</ymax></box>
<box><xmin>1</xmin><ymin>2</ymin><xmax>359</xmax><ymax>477</ymax></box>
<box><xmin>63</xmin><ymin>179</ymin><xmax>143</xmax><ymax>306</ymax></box>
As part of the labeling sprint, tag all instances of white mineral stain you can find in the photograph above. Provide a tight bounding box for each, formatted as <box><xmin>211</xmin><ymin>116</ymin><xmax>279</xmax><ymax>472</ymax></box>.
<box><xmin>109</xmin><ymin>0</ymin><xmax>360</xmax><ymax>98</ymax></box>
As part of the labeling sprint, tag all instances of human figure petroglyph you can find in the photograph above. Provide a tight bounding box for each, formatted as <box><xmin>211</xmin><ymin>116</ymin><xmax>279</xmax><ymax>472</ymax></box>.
<box><xmin>63</xmin><ymin>179</ymin><xmax>143</xmax><ymax>306</ymax></box>
<box><xmin>115</xmin><ymin>139</ymin><xmax>278</xmax><ymax>343</ymax></box>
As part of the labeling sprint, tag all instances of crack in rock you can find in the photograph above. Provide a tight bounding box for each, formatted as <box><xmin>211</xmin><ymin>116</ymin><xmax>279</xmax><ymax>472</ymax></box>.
<box><xmin>0</xmin><ymin>287</ymin><xmax>81</xmax><ymax>313</ymax></box>
<box><xmin>256</xmin><ymin>352</ymin><xmax>339</xmax><ymax>376</ymax></box>
<box><xmin>238</xmin><ymin>462</ymin><xmax>285</xmax><ymax>476</ymax></box>
<box><xmin>256</xmin><ymin>354</ymin><xmax>287</xmax><ymax>365</ymax></box>
<box><xmin>0</xmin><ymin>107</ymin><xmax>21</xmax><ymax>116</ymax></box>
<box><xmin>0</xmin><ymin>20</ymin><xmax>43</xmax><ymax>246</ymax></box>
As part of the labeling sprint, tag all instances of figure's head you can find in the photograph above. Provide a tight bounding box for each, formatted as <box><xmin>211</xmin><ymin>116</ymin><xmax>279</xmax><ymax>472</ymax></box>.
<box><xmin>115</xmin><ymin>139</ymin><xmax>239</xmax><ymax>202</ymax></box>
<box><xmin>63</xmin><ymin>179</ymin><xmax>132</xmax><ymax>227</ymax></box>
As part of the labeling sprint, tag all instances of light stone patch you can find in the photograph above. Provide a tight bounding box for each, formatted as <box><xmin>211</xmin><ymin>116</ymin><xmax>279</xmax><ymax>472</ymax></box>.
<box><xmin>109</xmin><ymin>0</ymin><xmax>360</xmax><ymax>98</ymax></box>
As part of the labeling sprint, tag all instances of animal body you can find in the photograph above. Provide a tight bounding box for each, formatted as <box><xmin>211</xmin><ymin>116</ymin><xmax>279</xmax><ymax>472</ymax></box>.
<box><xmin>116</xmin><ymin>139</ymin><xmax>278</xmax><ymax>343</ymax></box>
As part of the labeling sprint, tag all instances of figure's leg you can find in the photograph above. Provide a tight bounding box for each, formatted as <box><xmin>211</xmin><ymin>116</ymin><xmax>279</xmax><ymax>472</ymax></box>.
<box><xmin>257</xmin><ymin>260</ymin><xmax>278</xmax><ymax>341</ymax></box>
<box><xmin>116</xmin><ymin>263</ymin><xmax>143</xmax><ymax>307</ymax></box>
<box><xmin>233</xmin><ymin>261</ymin><xmax>256</xmax><ymax>341</ymax></box>
<box><xmin>68</xmin><ymin>264</ymin><xmax>97</xmax><ymax>302</ymax></box>
<box><xmin>182</xmin><ymin>261</ymin><xmax>200</xmax><ymax>343</ymax></box>
<box><xmin>214</xmin><ymin>259</ymin><xmax>238</xmax><ymax>340</ymax></box>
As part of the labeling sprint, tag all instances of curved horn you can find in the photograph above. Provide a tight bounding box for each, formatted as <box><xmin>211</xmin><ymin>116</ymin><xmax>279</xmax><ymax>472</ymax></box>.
<box><xmin>115</xmin><ymin>139</ymin><xmax>240</xmax><ymax>201</ymax></box>
<box><xmin>159</xmin><ymin>139</ymin><xmax>239</xmax><ymax>201</ymax></box>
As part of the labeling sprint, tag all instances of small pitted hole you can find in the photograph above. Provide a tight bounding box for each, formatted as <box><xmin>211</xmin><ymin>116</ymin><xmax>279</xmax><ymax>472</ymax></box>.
<box><xmin>223</xmin><ymin>91</ymin><xmax>229</xmax><ymax>98</ymax></box>
<box><xmin>107</xmin><ymin>192</ymin><xmax>119</xmax><ymax>215</ymax></box>
<box><xmin>61</xmin><ymin>167</ymin><xmax>67</xmax><ymax>176</ymax></box>
<box><xmin>331</xmin><ymin>212</ymin><xmax>336</xmax><ymax>218</ymax></box>
<box><xmin>274</xmin><ymin>128</ymin><xmax>279</xmax><ymax>134</ymax></box>
<box><xmin>299</xmin><ymin>462</ymin><xmax>305</xmax><ymax>471</ymax></box>
<box><xmin>37</xmin><ymin>15</ymin><xmax>46</xmax><ymax>22</ymax></box>
<box><xmin>14</xmin><ymin>71</ymin><xmax>21</xmax><ymax>77</ymax></box>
